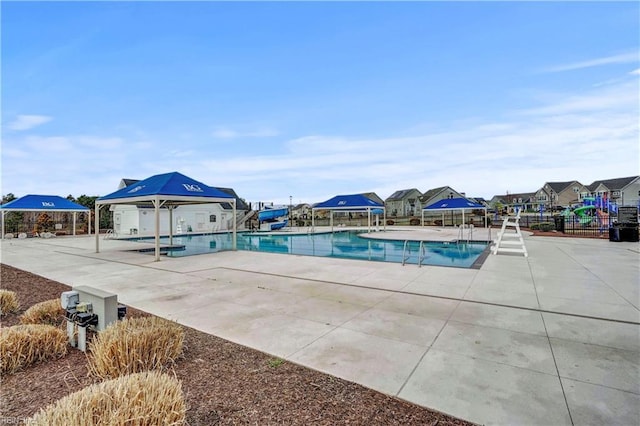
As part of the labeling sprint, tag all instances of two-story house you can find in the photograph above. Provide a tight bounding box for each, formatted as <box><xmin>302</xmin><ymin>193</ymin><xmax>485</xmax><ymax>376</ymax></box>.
<box><xmin>587</xmin><ymin>176</ymin><xmax>640</xmax><ymax>207</ymax></box>
<box><xmin>385</xmin><ymin>188</ymin><xmax>422</xmax><ymax>217</ymax></box>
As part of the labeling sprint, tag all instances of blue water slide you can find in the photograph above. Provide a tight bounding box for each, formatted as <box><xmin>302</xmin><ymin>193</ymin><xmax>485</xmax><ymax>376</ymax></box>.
<box><xmin>258</xmin><ymin>207</ymin><xmax>288</xmax><ymax>222</ymax></box>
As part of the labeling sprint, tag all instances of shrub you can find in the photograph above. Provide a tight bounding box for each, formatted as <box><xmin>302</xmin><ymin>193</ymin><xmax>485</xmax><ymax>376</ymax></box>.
<box><xmin>530</xmin><ymin>222</ymin><xmax>554</xmax><ymax>232</ymax></box>
<box><xmin>539</xmin><ymin>222</ymin><xmax>555</xmax><ymax>232</ymax></box>
<box><xmin>0</xmin><ymin>324</ymin><xmax>67</xmax><ymax>374</ymax></box>
<box><xmin>20</xmin><ymin>299</ymin><xmax>65</xmax><ymax>326</ymax></box>
<box><xmin>0</xmin><ymin>290</ymin><xmax>20</xmax><ymax>316</ymax></box>
<box><xmin>30</xmin><ymin>371</ymin><xmax>185</xmax><ymax>426</ymax></box>
<box><xmin>88</xmin><ymin>316</ymin><xmax>184</xmax><ymax>379</ymax></box>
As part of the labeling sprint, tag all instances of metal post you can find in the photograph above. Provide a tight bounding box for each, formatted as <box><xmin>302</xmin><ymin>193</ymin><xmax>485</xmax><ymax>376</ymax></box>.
<box><xmin>78</xmin><ymin>326</ymin><xmax>87</xmax><ymax>352</ymax></box>
<box><xmin>66</xmin><ymin>320</ymin><xmax>76</xmax><ymax>347</ymax></box>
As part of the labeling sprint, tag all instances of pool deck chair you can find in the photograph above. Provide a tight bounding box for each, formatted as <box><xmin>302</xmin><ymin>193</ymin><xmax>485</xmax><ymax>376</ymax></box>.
<box><xmin>492</xmin><ymin>209</ymin><xmax>528</xmax><ymax>257</ymax></box>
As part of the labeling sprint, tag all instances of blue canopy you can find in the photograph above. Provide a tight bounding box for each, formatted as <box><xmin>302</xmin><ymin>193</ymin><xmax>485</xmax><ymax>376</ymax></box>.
<box><xmin>422</xmin><ymin>197</ymin><xmax>487</xmax><ymax>227</ymax></box>
<box><xmin>1</xmin><ymin>195</ymin><xmax>89</xmax><ymax>239</ymax></box>
<box><xmin>314</xmin><ymin>194</ymin><xmax>383</xmax><ymax>210</ymax></box>
<box><xmin>312</xmin><ymin>193</ymin><xmax>385</xmax><ymax>232</ymax></box>
<box><xmin>423</xmin><ymin>198</ymin><xmax>485</xmax><ymax>211</ymax></box>
<box><xmin>98</xmin><ymin>171</ymin><xmax>232</xmax><ymax>202</ymax></box>
<box><xmin>95</xmin><ymin>171</ymin><xmax>236</xmax><ymax>261</ymax></box>
<box><xmin>1</xmin><ymin>195</ymin><xmax>89</xmax><ymax>211</ymax></box>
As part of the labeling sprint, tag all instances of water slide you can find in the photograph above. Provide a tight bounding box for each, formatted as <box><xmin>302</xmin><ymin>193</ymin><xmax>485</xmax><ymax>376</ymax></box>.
<box><xmin>258</xmin><ymin>207</ymin><xmax>289</xmax><ymax>231</ymax></box>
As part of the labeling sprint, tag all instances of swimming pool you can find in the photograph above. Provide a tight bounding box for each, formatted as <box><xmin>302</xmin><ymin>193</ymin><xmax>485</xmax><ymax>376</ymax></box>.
<box><xmin>136</xmin><ymin>231</ymin><xmax>489</xmax><ymax>268</ymax></box>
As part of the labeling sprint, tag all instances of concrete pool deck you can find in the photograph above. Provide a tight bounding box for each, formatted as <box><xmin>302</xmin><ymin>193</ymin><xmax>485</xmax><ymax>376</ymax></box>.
<box><xmin>1</xmin><ymin>228</ymin><xmax>638</xmax><ymax>425</ymax></box>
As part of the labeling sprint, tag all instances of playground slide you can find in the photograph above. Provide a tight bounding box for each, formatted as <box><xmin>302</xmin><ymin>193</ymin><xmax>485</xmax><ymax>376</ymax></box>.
<box><xmin>573</xmin><ymin>205</ymin><xmax>596</xmax><ymax>224</ymax></box>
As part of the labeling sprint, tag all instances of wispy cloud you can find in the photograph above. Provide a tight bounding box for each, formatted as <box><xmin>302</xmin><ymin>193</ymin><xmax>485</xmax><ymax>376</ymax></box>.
<box><xmin>542</xmin><ymin>51</ymin><xmax>638</xmax><ymax>73</ymax></box>
<box><xmin>631</xmin><ymin>68</ymin><xmax>640</xmax><ymax>75</ymax></box>
<box><xmin>6</xmin><ymin>115</ymin><xmax>52</xmax><ymax>131</ymax></box>
<box><xmin>211</xmin><ymin>126</ymin><xmax>279</xmax><ymax>139</ymax></box>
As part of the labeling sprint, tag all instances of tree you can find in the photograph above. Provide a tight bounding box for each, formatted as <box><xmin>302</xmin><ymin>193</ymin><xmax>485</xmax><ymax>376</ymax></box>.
<box><xmin>35</xmin><ymin>212</ymin><xmax>54</xmax><ymax>233</ymax></box>
<box><xmin>75</xmin><ymin>195</ymin><xmax>112</xmax><ymax>229</ymax></box>
<box><xmin>1</xmin><ymin>193</ymin><xmax>23</xmax><ymax>234</ymax></box>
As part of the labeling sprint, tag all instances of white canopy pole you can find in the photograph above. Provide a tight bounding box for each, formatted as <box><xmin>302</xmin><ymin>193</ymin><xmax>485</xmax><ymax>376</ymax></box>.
<box><xmin>1</xmin><ymin>211</ymin><xmax>5</xmax><ymax>239</ymax></box>
<box><xmin>73</xmin><ymin>212</ymin><xmax>77</xmax><ymax>236</ymax></box>
<box><xmin>367</xmin><ymin>208</ymin><xmax>371</xmax><ymax>233</ymax></box>
<box><xmin>311</xmin><ymin>208</ymin><xmax>315</xmax><ymax>231</ymax></box>
<box><xmin>169</xmin><ymin>206</ymin><xmax>174</xmax><ymax>247</ymax></box>
<box><xmin>95</xmin><ymin>204</ymin><xmax>101</xmax><ymax>253</ymax></box>
<box><xmin>232</xmin><ymin>199</ymin><xmax>237</xmax><ymax>250</ymax></box>
<box><xmin>383</xmin><ymin>208</ymin><xmax>386</xmax><ymax>232</ymax></box>
<box><xmin>154</xmin><ymin>198</ymin><xmax>160</xmax><ymax>261</ymax></box>
<box><xmin>330</xmin><ymin>211</ymin><xmax>333</xmax><ymax>233</ymax></box>
<box><xmin>485</xmin><ymin>208</ymin><xmax>488</xmax><ymax>228</ymax></box>
<box><xmin>421</xmin><ymin>209</ymin><xmax>424</xmax><ymax>227</ymax></box>
<box><xmin>88</xmin><ymin>210</ymin><xmax>91</xmax><ymax>235</ymax></box>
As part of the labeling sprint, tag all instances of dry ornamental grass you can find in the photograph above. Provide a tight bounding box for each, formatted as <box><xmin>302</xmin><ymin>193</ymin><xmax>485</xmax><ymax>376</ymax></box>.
<box><xmin>30</xmin><ymin>370</ymin><xmax>186</xmax><ymax>426</ymax></box>
<box><xmin>88</xmin><ymin>316</ymin><xmax>184</xmax><ymax>379</ymax></box>
<box><xmin>0</xmin><ymin>289</ymin><xmax>20</xmax><ymax>316</ymax></box>
<box><xmin>20</xmin><ymin>298</ymin><xmax>65</xmax><ymax>326</ymax></box>
<box><xmin>0</xmin><ymin>324</ymin><xmax>67</xmax><ymax>374</ymax></box>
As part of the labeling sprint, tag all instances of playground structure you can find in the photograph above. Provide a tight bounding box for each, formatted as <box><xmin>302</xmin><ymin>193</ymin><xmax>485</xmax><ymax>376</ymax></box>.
<box><xmin>562</xmin><ymin>196</ymin><xmax>617</xmax><ymax>231</ymax></box>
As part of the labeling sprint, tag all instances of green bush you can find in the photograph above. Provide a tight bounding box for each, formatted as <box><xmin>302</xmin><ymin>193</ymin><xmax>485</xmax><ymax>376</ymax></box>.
<box><xmin>531</xmin><ymin>222</ymin><xmax>554</xmax><ymax>231</ymax></box>
<box><xmin>540</xmin><ymin>222</ymin><xmax>554</xmax><ymax>232</ymax></box>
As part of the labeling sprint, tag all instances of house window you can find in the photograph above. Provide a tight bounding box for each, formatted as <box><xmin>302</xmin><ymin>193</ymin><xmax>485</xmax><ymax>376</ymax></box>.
<box><xmin>209</xmin><ymin>215</ymin><xmax>217</xmax><ymax>222</ymax></box>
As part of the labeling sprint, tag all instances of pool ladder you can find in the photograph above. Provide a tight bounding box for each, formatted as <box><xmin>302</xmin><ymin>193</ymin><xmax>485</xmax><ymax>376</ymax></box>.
<box><xmin>402</xmin><ymin>240</ymin><xmax>428</xmax><ymax>267</ymax></box>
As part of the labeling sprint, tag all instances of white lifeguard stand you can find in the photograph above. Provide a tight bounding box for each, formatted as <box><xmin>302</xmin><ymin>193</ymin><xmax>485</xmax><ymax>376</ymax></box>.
<box><xmin>492</xmin><ymin>209</ymin><xmax>528</xmax><ymax>257</ymax></box>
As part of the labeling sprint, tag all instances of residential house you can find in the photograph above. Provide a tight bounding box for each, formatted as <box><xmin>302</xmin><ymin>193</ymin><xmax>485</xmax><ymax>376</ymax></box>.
<box><xmin>489</xmin><ymin>192</ymin><xmax>536</xmax><ymax>212</ymax></box>
<box><xmin>535</xmin><ymin>181</ymin><xmax>588</xmax><ymax>210</ymax></box>
<box><xmin>586</xmin><ymin>176</ymin><xmax>640</xmax><ymax>207</ymax></box>
<box><xmin>385</xmin><ymin>188</ymin><xmax>422</xmax><ymax>217</ymax></box>
<box><xmin>419</xmin><ymin>186</ymin><xmax>466</xmax><ymax>208</ymax></box>
<box><xmin>291</xmin><ymin>203</ymin><xmax>312</xmax><ymax>219</ymax></box>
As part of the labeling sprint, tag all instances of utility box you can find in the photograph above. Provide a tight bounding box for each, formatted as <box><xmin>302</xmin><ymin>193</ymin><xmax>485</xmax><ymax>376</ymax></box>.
<box><xmin>73</xmin><ymin>286</ymin><xmax>118</xmax><ymax>331</ymax></box>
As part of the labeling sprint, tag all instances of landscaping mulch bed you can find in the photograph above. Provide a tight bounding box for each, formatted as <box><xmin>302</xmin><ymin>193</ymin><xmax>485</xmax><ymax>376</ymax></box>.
<box><xmin>1</xmin><ymin>264</ymin><xmax>473</xmax><ymax>425</ymax></box>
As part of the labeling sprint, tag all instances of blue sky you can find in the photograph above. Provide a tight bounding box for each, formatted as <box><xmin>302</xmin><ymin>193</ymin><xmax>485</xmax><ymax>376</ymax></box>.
<box><xmin>2</xmin><ymin>2</ymin><xmax>638</xmax><ymax>205</ymax></box>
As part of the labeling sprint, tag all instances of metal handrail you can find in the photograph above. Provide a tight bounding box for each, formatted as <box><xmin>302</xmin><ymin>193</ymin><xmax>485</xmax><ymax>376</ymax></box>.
<box><xmin>402</xmin><ymin>240</ymin><xmax>411</xmax><ymax>266</ymax></box>
<box><xmin>418</xmin><ymin>241</ymin><xmax>427</xmax><ymax>267</ymax></box>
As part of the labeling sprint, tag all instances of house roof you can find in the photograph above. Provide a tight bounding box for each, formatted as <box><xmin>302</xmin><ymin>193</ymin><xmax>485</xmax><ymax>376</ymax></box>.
<box><xmin>120</xmin><ymin>178</ymin><xmax>140</xmax><ymax>189</ymax></box>
<box><xmin>361</xmin><ymin>192</ymin><xmax>385</xmax><ymax>205</ymax></box>
<box><xmin>214</xmin><ymin>187</ymin><xmax>248</xmax><ymax>210</ymax></box>
<box><xmin>587</xmin><ymin>176</ymin><xmax>639</xmax><ymax>192</ymax></box>
<box><xmin>545</xmin><ymin>181</ymin><xmax>578</xmax><ymax>193</ymax></box>
<box><xmin>386</xmin><ymin>188</ymin><xmax>421</xmax><ymax>201</ymax></box>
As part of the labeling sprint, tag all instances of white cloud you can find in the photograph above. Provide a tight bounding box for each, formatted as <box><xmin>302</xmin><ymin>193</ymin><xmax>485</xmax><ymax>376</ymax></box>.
<box><xmin>542</xmin><ymin>51</ymin><xmax>639</xmax><ymax>73</ymax></box>
<box><xmin>630</xmin><ymin>68</ymin><xmax>640</xmax><ymax>75</ymax></box>
<box><xmin>211</xmin><ymin>126</ymin><xmax>279</xmax><ymax>139</ymax></box>
<box><xmin>6</xmin><ymin>115</ymin><xmax>52</xmax><ymax>131</ymax></box>
<box><xmin>2</xmin><ymin>72</ymin><xmax>637</xmax><ymax>205</ymax></box>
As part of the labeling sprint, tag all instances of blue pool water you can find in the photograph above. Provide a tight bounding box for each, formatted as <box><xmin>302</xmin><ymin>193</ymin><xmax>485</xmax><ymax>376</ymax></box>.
<box><xmin>137</xmin><ymin>231</ymin><xmax>489</xmax><ymax>268</ymax></box>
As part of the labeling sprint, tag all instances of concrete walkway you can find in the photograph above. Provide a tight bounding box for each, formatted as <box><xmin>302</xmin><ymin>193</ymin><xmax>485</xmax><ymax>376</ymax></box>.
<box><xmin>1</xmin><ymin>231</ymin><xmax>638</xmax><ymax>425</ymax></box>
